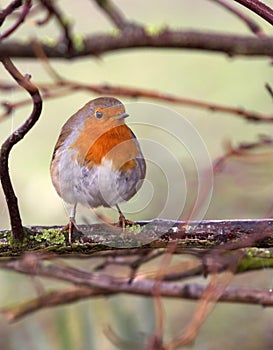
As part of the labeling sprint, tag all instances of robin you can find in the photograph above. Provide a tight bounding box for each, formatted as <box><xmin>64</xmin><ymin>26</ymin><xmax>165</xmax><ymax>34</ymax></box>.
<box><xmin>50</xmin><ymin>96</ymin><xmax>146</xmax><ymax>243</ymax></box>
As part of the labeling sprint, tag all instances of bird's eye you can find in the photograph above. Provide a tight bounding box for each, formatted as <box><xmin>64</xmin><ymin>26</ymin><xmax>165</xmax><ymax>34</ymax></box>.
<box><xmin>95</xmin><ymin>111</ymin><xmax>103</xmax><ymax>119</ymax></box>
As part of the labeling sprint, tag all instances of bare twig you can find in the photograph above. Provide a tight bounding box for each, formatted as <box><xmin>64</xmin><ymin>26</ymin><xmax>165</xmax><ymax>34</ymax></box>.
<box><xmin>0</xmin><ymin>57</ymin><xmax>42</xmax><ymax>241</ymax></box>
<box><xmin>39</xmin><ymin>0</ymin><xmax>74</xmax><ymax>53</ymax></box>
<box><xmin>3</xmin><ymin>277</ymin><xmax>273</xmax><ymax>322</ymax></box>
<box><xmin>265</xmin><ymin>83</ymin><xmax>273</xmax><ymax>101</ymax></box>
<box><xmin>214</xmin><ymin>135</ymin><xmax>273</xmax><ymax>173</ymax></box>
<box><xmin>0</xmin><ymin>79</ymin><xmax>272</xmax><ymax>122</ymax></box>
<box><xmin>36</xmin><ymin>10</ymin><xmax>51</xmax><ymax>26</ymax></box>
<box><xmin>35</xmin><ymin>5</ymin><xmax>52</xmax><ymax>26</ymax></box>
<box><xmin>104</xmin><ymin>326</ymin><xmax>142</xmax><ymax>350</ymax></box>
<box><xmin>234</xmin><ymin>0</ymin><xmax>273</xmax><ymax>26</ymax></box>
<box><xmin>1</xmin><ymin>31</ymin><xmax>273</xmax><ymax>58</ymax></box>
<box><xmin>2</xmin><ymin>286</ymin><xmax>111</xmax><ymax>322</ymax></box>
<box><xmin>211</xmin><ymin>0</ymin><xmax>264</xmax><ymax>35</ymax></box>
<box><xmin>0</xmin><ymin>238</ymin><xmax>270</xmax><ymax>325</ymax></box>
<box><xmin>0</xmin><ymin>0</ymin><xmax>22</xmax><ymax>26</ymax></box>
<box><xmin>128</xmin><ymin>250</ymin><xmax>164</xmax><ymax>282</ymax></box>
<box><xmin>93</xmin><ymin>0</ymin><xmax>130</xmax><ymax>30</ymax></box>
<box><xmin>165</xmin><ymin>271</ymin><xmax>234</xmax><ymax>349</ymax></box>
<box><xmin>151</xmin><ymin>248</ymin><xmax>176</xmax><ymax>350</ymax></box>
<box><xmin>60</xmin><ymin>80</ymin><xmax>273</xmax><ymax>122</ymax></box>
<box><xmin>0</xmin><ymin>0</ymin><xmax>32</xmax><ymax>41</ymax></box>
<box><xmin>2</xmin><ymin>256</ymin><xmax>273</xmax><ymax>322</ymax></box>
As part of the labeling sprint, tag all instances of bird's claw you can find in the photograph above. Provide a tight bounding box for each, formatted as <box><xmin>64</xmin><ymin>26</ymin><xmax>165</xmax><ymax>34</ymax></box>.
<box><xmin>117</xmin><ymin>213</ymin><xmax>134</xmax><ymax>230</ymax></box>
<box><xmin>60</xmin><ymin>218</ymin><xmax>81</xmax><ymax>245</ymax></box>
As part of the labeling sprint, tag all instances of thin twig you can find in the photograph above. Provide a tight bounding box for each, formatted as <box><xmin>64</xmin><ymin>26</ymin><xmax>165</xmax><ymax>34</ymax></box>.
<box><xmin>165</xmin><ymin>271</ymin><xmax>234</xmax><ymax>349</ymax></box>
<box><xmin>128</xmin><ymin>250</ymin><xmax>164</xmax><ymax>283</ymax></box>
<box><xmin>2</xmin><ymin>286</ymin><xmax>111</xmax><ymax>322</ymax></box>
<box><xmin>1</xmin><ymin>79</ymin><xmax>272</xmax><ymax>122</ymax></box>
<box><xmin>104</xmin><ymin>326</ymin><xmax>141</xmax><ymax>350</ymax></box>
<box><xmin>93</xmin><ymin>0</ymin><xmax>130</xmax><ymax>30</ymax></box>
<box><xmin>0</xmin><ymin>0</ymin><xmax>22</xmax><ymax>27</ymax></box>
<box><xmin>0</xmin><ymin>0</ymin><xmax>32</xmax><ymax>41</ymax></box>
<box><xmin>2</xmin><ymin>257</ymin><xmax>273</xmax><ymax>307</ymax></box>
<box><xmin>39</xmin><ymin>0</ymin><xmax>74</xmax><ymax>53</ymax></box>
<box><xmin>265</xmin><ymin>83</ymin><xmax>273</xmax><ymax>101</ymax></box>
<box><xmin>213</xmin><ymin>135</ymin><xmax>273</xmax><ymax>173</ymax></box>
<box><xmin>234</xmin><ymin>0</ymin><xmax>273</xmax><ymax>26</ymax></box>
<box><xmin>211</xmin><ymin>0</ymin><xmax>264</xmax><ymax>35</ymax></box>
<box><xmin>0</xmin><ymin>57</ymin><xmax>42</xmax><ymax>241</ymax></box>
<box><xmin>35</xmin><ymin>6</ymin><xmax>52</xmax><ymax>26</ymax></box>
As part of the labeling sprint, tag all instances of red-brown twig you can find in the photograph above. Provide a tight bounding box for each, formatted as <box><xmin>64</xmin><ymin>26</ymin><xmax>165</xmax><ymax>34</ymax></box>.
<box><xmin>39</xmin><ymin>0</ymin><xmax>74</xmax><ymax>53</ymax></box>
<box><xmin>164</xmin><ymin>271</ymin><xmax>234</xmax><ymax>349</ymax></box>
<box><xmin>0</xmin><ymin>79</ymin><xmax>272</xmax><ymax>123</ymax></box>
<box><xmin>0</xmin><ymin>57</ymin><xmax>42</xmax><ymax>241</ymax></box>
<box><xmin>213</xmin><ymin>135</ymin><xmax>273</xmax><ymax>173</ymax></box>
<box><xmin>104</xmin><ymin>326</ymin><xmax>142</xmax><ymax>350</ymax></box>
<box><xmin>265</xmin><ymin>83</ymin><xmax>273</xmax><ymax>101</ymax></box>
<box><xmin>35</xmin><ymin>5</ymin><xmax>52</xmax><ymax>26</ymax></box>
<box><xmin>93</xmin><ymin>0</ymin><xmax>130</xmax><ymax>30</ymax></box>
<box><xmin>0</xmin><ymin>0</ymin><xmax>32</xmax><ymax>40</ymax></box>
<box><xmin>2</xmin><ymin>286</ymin><xmax>111</xmax><ymax>322</ymax></box>
<box><xmin>2</xmin><ymin>254</ymin><xmax>273</xmax><ymax>323</ymax></box>
<box><xmin>0</xmin><ymin>0</ymin><xmax>22</xmax><ymax>27</ymax></box>
<box><xmin>234</xmin><ymin>0</ymin><xmax>273</xmax><ymax>26</ymax></box>
<box><xmin>212</xmin><ymin>0</ymin><xmax>264</xmax><ymax>35</ymax></box>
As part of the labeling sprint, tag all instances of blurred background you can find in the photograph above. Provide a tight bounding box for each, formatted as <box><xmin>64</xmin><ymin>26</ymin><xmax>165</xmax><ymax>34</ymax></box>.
<box><xmin>1</xmin><ymin>0</ymin><xmax>273</xmax><ymax>349</ymax></box>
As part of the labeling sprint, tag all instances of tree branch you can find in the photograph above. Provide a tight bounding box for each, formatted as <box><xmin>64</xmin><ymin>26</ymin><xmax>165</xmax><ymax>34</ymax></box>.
<box><xmin>0</xmin><ymin>219</ymin><xmax>273</xmax><ymax>257</ymax></box>
<box><xmin>2</xmin><ymin>257</ymin><xmax>273</xmax><ymax>323</ymax></box>
<box><xmin>0</xmin><ymin>57</ymin><xmax>42</xmax><ymax>242</ymax></box>
<box><xmin>1</xmin><ymin>31</ymin><xmax>273</xmax><ymax>59</ymax></box>
<box><xmin>3</xmin><ymin>280</ymin><xmax>273</xmax><ymax>323</ymax></box>
<box><xmin>1</xmin><ymin>217</ymin><xmax>273</xmax><ymax>322</ymax></box>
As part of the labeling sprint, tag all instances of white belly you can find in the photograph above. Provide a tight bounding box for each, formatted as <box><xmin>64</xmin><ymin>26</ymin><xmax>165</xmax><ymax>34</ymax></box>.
<box><xmin>53</xmin><ymin>150</ymin><xmax>145</xmax><ymax>208</ymax></box>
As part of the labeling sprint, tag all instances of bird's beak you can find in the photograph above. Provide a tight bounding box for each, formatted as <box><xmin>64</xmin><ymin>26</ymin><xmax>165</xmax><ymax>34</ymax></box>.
<box><xmin>115</xmin><ymin>112</ymin><xmax>129</xmax><ymax>120</ymax></box>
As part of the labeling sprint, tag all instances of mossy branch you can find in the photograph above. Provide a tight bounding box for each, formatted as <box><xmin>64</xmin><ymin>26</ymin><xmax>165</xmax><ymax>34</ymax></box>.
<box><xmin>0</xmin><ymin>218</ymin><xmax>273</xmax><ymax>263</ymax></box>
<box><xmin>1</xmin><ymin>218</ymin><xmax>273</xmax><ymax>323</ymax></box>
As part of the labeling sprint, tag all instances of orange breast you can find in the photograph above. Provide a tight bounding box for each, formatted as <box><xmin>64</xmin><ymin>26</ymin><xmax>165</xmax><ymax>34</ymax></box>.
<box><xmin>70</xmin><ymin>123</ymin><xmax>139</xmax><ymax>172</ymax></box>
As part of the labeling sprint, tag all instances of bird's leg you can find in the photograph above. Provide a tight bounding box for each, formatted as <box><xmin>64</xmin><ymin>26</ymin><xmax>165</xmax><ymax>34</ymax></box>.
<box><xmin>60</xmin><ymin>204</ymin><xmax>80</xmax><ymax>244</ymax></box>
<box><xmin>116</xmin><ymin>204</ymin><xmax>134</xmax><ymax>229</ymax></box>
<box><xmin>68</xmin><ymin>204</ymin><xmax>77</xmax><ymax>244</ymax></box>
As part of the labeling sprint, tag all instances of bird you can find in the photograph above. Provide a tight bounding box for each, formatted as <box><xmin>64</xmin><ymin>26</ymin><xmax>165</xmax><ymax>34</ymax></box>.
<box><xmin>50</xmin><ymin>96</ymin><xmax>146</xmax><ymax>243</ymax></box>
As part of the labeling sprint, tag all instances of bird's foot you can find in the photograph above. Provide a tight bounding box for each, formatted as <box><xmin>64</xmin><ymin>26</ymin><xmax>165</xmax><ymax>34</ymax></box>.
<box><xmin>115</xmin><ymin>204</ymin><xmax>134</xmax><ymax>230</ymax></box>
<box><xmin>117</xmin><ymin>212</ymin><xmax>134</xmax><ymax>230</ymax></box>
<box><xmin>60</xmin><ymin>218</ymin><xmax>82</xmax><ymax>245</ymax></box>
